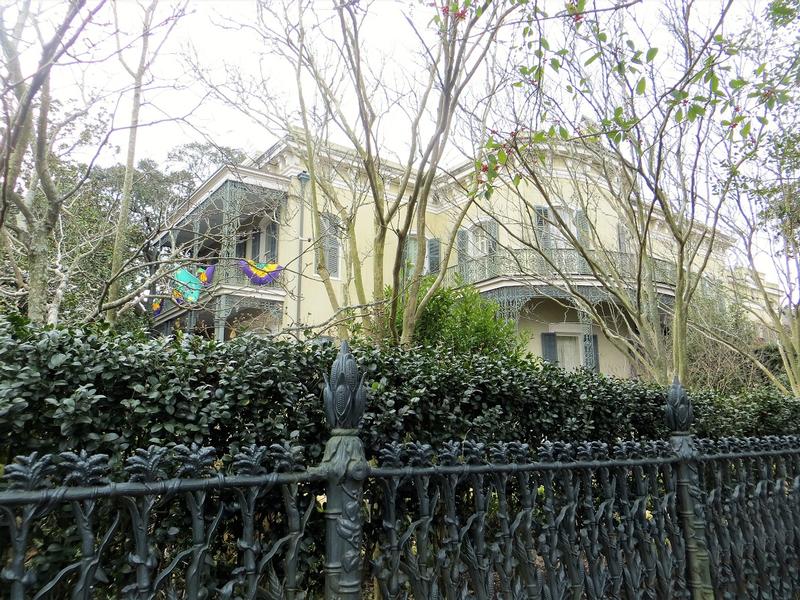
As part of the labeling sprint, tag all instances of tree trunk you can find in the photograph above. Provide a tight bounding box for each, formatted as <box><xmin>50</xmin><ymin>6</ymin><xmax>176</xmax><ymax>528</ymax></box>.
<box><xmin>106</xmin><ymin>0</ymin><xmax>156</xmax><ymax>325</ymax></box>
<box><xmin>106</xmin><ymin>73</ymin><xmax>144</xmax><ymax>324</ymax></box>
<box><xmin>27</xmin><ymin>232</ymin><xmax>49</xmax><ymax>324</ymax></box>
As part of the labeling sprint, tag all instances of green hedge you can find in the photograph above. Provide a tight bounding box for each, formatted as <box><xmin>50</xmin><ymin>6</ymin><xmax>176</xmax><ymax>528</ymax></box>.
<box><xmin>0</xmin><ymin>317</ymin><xmax>796</xmax><ymax>464</ymax></box>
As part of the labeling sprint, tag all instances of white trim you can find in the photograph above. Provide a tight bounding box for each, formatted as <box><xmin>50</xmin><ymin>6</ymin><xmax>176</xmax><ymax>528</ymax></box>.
<box><xmin>548</xmin><ymin>322</ymin><xmax>586</xmax><ymax>335</ymax></box>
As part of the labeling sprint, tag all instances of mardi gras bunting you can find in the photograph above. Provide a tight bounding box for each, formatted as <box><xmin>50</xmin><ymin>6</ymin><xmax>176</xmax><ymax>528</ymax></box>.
<box><xmin>239</xmin><ymin>259</ymin><xmax>283</xmax><ymax>285</ymax></box>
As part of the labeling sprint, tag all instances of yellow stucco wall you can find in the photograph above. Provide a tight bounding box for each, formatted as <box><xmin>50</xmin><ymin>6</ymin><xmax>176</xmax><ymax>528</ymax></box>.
<box><xmin>168</xmin><ymin>139</ymin><xmax>741</xmax><ymax>379</ymax></box>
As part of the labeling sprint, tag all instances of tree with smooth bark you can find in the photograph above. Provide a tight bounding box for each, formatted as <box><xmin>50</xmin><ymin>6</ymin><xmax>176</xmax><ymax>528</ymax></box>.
<box><xmin>482</xmin><ymin>0</ymin><xmax>781</xmax><ymax>383</ymax></box>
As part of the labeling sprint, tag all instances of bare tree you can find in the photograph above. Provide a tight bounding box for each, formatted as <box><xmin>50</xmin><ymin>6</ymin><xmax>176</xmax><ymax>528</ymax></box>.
<box><xmin>106</xmin><ymin>0</ymin><xmax>187</xmax><ymax>325</ymax></box>
<box><xmin>482</xmin><ymin>0</ymin><xmax>778</xmax><ymax>383</ymax></box>
<box><xmin>0</xmin><ymin>0</ymin><xmax>109</xmax><ymax>323</ymax></box>
<box><xmin>193</xmin><ymin>0</ymin><xmax>520</xmax><ymax>343</ymax></box>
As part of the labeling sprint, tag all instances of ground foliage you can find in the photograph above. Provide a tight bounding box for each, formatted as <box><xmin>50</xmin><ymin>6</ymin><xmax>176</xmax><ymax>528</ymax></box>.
<box><xmin>0</xmin><ymin>316</ymin><xmax>796</xmax><ymax>466</ymax></box>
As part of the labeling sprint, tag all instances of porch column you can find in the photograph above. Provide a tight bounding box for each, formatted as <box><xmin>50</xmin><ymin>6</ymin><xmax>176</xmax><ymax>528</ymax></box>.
<box><xmin>220</xmin><ymin>181</ymin><xmax>241</xmax><ymax>285</ymax></box>
<box><xmin>214</xmin><ymin>296</ymin><xmax>228</xmax><ymax>342</ymax></box>
<box><xmin>579</xmin><ymin>309</ymin><xmax>596</xmax><ymax>371</ymax></box>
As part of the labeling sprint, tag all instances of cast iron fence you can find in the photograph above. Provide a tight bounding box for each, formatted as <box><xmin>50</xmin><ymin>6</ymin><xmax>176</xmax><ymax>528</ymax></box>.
<box><xmin>2</xmin><ymin>342</ymin><xmax>800</xmax><ymax>599</ymax></box>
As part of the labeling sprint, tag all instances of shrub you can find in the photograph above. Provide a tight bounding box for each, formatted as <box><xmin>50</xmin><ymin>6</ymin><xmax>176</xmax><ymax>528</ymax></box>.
<box><xmin>0</xmin><ymin>316</ymin><xmax>796</xmax><ymax>466</ymax></box>
<box><xmin>388</xmin><ymin>276</ymin><xmax>525</xmax><ymax>355</ymax></box>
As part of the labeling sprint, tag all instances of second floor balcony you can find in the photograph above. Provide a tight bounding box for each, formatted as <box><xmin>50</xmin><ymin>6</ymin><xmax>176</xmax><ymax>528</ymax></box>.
<box><xmin>442</xmin><ymin>247</ymin><xmax>679</xmax><ymax>291</ymax></box>
<box><xmin>152</xmin><ymin>256</ymin><xmax>285</xmax><ymax>327</ymax></box>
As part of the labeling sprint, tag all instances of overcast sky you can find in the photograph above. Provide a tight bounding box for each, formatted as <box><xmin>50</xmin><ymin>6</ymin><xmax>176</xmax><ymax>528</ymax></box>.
<box><xmin>101</xmin><ymin>0</ymin><xmax>425</xmax><ymax>166</ymax></box>
<box><xmin>93</xmin><ymin>0</ymin><xmax>763</xmax><ymax>166</ymax></box>
<box><xmin>21</xmin><ymin>0</ymin><xmax>763</xmax><ymax>174</ymax></box>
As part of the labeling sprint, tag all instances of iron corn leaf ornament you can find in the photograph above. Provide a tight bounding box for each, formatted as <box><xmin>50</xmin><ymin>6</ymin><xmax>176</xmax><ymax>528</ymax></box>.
<box><xmin>666</xmin><ymin>377</ymin><xmax>693</xmax><ymax>433</ymax></box>
<box><xmin>1</xmin><ymin>452</ymin><xmax>55</xmax><ymax>490</ymax></box>
<box><xmin>58</xmin><ymin>450</ymin><xmax>110</xmax><ymax>486</ymax></box>
<box><xmin>323</xmin><ymin>341</ymin><xmax>366</xmax><ymax>430</ymax></box>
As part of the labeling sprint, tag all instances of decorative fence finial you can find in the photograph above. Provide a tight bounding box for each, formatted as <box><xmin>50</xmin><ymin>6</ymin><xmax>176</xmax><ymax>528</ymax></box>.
<box><xmin>666</xmin><ymin>376</ymin><xmax>693</xmax><ymax>433</ymax></box>
<box><xmin>323</xmin><ymin>341</ymin><xmax>366</xmax><ymax>431</ymax></box>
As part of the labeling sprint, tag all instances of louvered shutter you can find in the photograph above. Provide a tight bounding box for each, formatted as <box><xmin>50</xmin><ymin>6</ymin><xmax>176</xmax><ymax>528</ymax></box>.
<box><xmin>266</xmin><ymin>220</ymin><xmax>279</xmax><ymax>262</ymax></box>
<box><xmin>617</xmin><ymin>222</ymin><xmax>629</xmax><ymax>253</ymax></box>
<box><xmin>325</xmin><ymin>215</ymin><xmax>340</xmax><ymax>278</ymax></box>
<box><xmin>318</xmin><ymin>214</ymin><xmax>340</xmax><ymax>278</ymax></box>
<box><xmin>484</xmin><ymin>221</ymin><xmax>498</xmax><ymax>256</ymax></box>
<box><xmin>541</xmin><ymin>333</ymin><xmax>557</xmax><ymax>363</ymax></box>
<box><xmin>251</xmin><ymin>230</ymin><xmax>261</xmax><ymax>261</ymax></box>
<box><xmin>592</xmin><ymin>334</ymin><xmax>600</xmax><ymax>373</ymax></box>
<box><xmin>457</xmin><ymin>229</ymin><xmax>469</xmax><ymax>263</ymax></box>
<box><xmin>427</xmin><ymin>238</ymin><xmax>441</xmax><ymax>273</ymax></box>
<box><xmin>535</xmin><ymin>206</ymin><xmax>552</xmax><ymax>249</ymax></box>
<box><xmin>576</xmin><ymin>210</ymin><xmax>591</xmax><ymax>248</ymax></box>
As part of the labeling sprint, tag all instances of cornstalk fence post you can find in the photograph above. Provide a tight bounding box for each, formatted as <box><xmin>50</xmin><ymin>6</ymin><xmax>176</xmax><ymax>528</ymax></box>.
<box><xmin>666</xmin><ymin>377</ymin><xmax>714</xmax><ymax>600</ymax></box>
<box><xmin>321</xmin><ymin>342</ymin><xmax>368</xmax><ymax>599</ymax></box>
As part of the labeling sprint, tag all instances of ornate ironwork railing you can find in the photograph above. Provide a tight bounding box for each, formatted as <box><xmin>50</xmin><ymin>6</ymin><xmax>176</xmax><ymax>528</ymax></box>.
<box><xmin>442</xmin><ymin>247</ymin><xmax>678</xmax><ymax>289</ymax></box>
<box><xmin>2</xmin><ymin>344</ymin><xmax>800</xmax><ymax>598</ymax></box>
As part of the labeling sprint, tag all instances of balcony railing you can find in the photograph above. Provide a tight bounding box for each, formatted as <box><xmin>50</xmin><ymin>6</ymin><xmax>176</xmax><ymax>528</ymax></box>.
<box><xmin>442</xmin><ymin>247</ymin><xmax>678</xmax><ymax>288</ymax></box>
<box><xmin>153</xmin><ymin>259</ymin><xmax>283</xmax><ymax>321</ymax></box>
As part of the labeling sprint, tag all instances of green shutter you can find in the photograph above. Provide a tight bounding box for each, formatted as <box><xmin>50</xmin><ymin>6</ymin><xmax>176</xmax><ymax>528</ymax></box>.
<box><xmin>457</xmin><ymin>230</ymin><xmax>468</xmax><ymax>262</ymax></box>
<box><xmin>427</xmin><ymin>238</ymin><xmax>441</xmax><ymax>273</ymax></box>
<box><xmin>534</xmin><ymin>206</ymin><xmax>552</xmax><ymax>249</ymax></box>
<box><xmin>318</xmin><ymin>213</ymin><xmax>340</xmax><ymax>278</ymax></box>
<box><xmin>485</xmin><ymin>221</ymin><xmax>498</xmax><ymax>255</ymax></box>
<box><xmin>251</xmin><ymin>230</ymin><xmax>261</xmax><ymax>260</ymax></box>
<box><xmin>541</xmin><ymin>333</ymin><xmax>557</xmax><ymax>363</ymax></box>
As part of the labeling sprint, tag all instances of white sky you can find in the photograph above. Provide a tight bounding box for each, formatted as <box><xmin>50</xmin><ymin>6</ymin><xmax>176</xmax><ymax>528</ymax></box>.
<box><xmin>31</xmin><ymin>0</ymin><xmax>767</xmax><ymax>169</ymax></box>
<box><xmin>100</xmin><ymin>0</ymin><xmax>427</xmax><ymax>165</ymax></box>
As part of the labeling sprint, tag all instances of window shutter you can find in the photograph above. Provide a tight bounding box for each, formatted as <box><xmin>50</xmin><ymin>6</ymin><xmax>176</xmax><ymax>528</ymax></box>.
<box><xmin>319</xmin><ymin>213</ymin><xmax>340</xmax><ymax>278</ymax></box>
<box><xmin>235</xmin><ymin>235</ymin><xmax>246</xmax><ymax>259</ymax></box>
<box><xmin>592</xmin><ymin>334</ymin><xmax>600</xmax><ymax>373</ymax></box>
<box><xmin>427</xmin><ymin>238</ymin><xmax>441</xmax><ymax>273</ymax></box>
<box><xmin>266</xmin><ymin>220</ymin><xmax>279</xmax><ymax>262</ymax></box>
<box><xmin>541</xmin><ymin>333</ymin><xmax>557</xmax><ymax>363</ymax></box>
<box><xmin>326</xmin><ymin>216</ymin><xmax>339</xmax><ymax>278</ymax></box>
<box><xmin>251</xmin><ymin>230</ymin><xmax>261</xmax><ymax>261</ymax></box>
<box><xmin>457</xmin><ymin>229</ymin><xmax>469</xmax><ymax>264</ymax></box>
<box><xmin>576</xmin><ymin>210</ymin><xmax>591</xmax><ymax>248</ymax></box>
<box><xmin>326</xmin><ymin>237</ymin><xmax>338</xmax><ymax>277</ymax></box>
<box><xmin>534</xmin><ymin>206</ymin><xmax>552</xmax><ymax>249</ymax></box>
<box><xmin>484</xmin><ymin>221</ymin><xmax>498</xmax><ymax>255</ymax></box>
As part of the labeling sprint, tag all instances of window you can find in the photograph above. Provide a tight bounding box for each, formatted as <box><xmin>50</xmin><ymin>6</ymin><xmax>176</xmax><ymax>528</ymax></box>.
<box><xmin>265</xmin><ymin>219</ymin><xmax>279</xmax><ymax>262</ymax></box>
<box><xmin>251</xmin><ymin>230</ymin><xmax>261</xmax><ymax>260</ymax></box>
<box><xmin>470</xmin><ymin>221</ymin><xmax>498</xmax><ymax>257</ymax></box>
<box><xmin>556</xmin><ymin>335</ymin><xmax>581</xmax><ymax>371</ymax></box>
<box><xmin>235</xmin><ymin>234</ymin><xmax>247</xmax><ymax>259</ymax></box>
<box><xmin>404</xmin><ymin>235</ymin><xmax>419</xmax><ymax>272</ymax></box>
<box><xmin>318</xmin><ymin>213</ymin><xmax>340</xmax><ymax>278</ymax></box>
<box><xmin>541</xmin><ymin>332</ymin><xmax>599</xmax><ymax>372</ymax></box>
<box><xmin>403</xmin><ymin>236</ymin><xmax>442</xmax><ymax>276</ymax></box>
